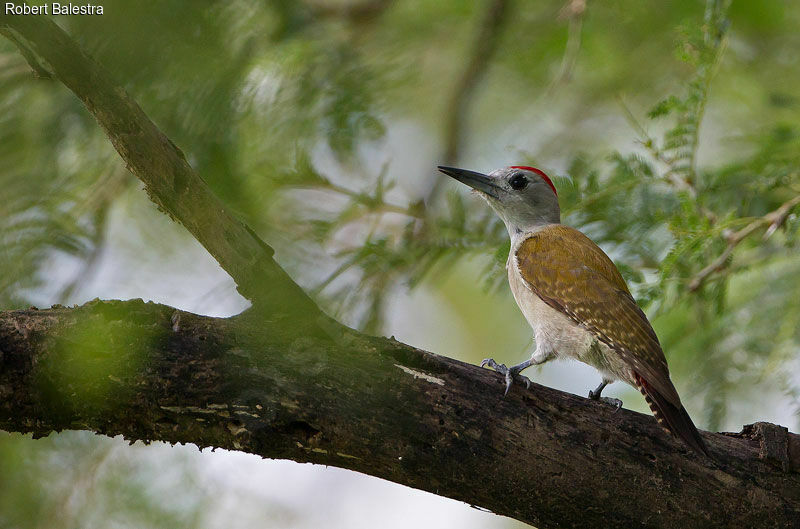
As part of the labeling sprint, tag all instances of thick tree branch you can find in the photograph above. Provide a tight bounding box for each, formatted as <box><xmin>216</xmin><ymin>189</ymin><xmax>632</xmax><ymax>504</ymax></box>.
<box><xmin>0</xmin><ymin>13</ymin><xmax>316</xmax><ymax>314</ymax></box>
<box><xmin>1</xmin><ymin>300</ymin><xmax>799</xmax><ymax>529</ymax></box>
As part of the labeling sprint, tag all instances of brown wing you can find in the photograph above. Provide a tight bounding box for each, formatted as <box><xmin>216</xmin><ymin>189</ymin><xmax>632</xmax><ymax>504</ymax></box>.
<box><xmin>515</xmin><ymin>225</ymin><xmax>681</xmax><ymax>407</ymax></box>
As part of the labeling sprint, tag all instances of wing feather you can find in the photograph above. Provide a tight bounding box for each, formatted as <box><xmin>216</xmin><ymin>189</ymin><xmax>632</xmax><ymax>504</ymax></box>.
<box><xmin>515</xmin><ymin>225</ymin><xmax>681</xmax><ymax>407</ymax></box>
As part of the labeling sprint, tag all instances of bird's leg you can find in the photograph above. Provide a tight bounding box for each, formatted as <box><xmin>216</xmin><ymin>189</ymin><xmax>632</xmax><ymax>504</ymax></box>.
<box><xmin>480</xmin><ymin>358</ymin><xmax>532</xmax><ymax>395</ymax></box>
<box><xmin>588</xmin><ymin>379</ymin><xmax>622</xmax><ymax>411</ymax></box>
<box><xmin>588</xmin><ymin>380</ymin><xmax>608</xmax><ymax>399</ymax></box>
<box><xmin>481</xmin><ymin>347</ymin><xmax>553</xmax><ymax>395</ymax></box>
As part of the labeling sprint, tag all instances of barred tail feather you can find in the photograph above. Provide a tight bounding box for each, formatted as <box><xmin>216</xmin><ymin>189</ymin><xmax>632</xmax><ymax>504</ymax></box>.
<box><xmin>633</xmin><ymin>372</ymin><xmax>709</xmax><ymax>457</ymax></box>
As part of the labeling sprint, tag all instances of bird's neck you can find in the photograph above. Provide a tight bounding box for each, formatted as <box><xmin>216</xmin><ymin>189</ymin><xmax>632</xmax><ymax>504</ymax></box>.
<box><xmin>506</xmin><ymin>219</ymin><xmax>560</xmax><ymax>246</ymax></box>
<box><xmin>493</xmin><ymin>201</ymin><xmax>561</xmax><ymax>242</ymax></box>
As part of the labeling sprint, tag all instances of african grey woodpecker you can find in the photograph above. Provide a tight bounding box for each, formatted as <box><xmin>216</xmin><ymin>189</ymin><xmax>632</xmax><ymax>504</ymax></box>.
<box><xmin>438</xmin><ymin>165</ymin><xmax>709</xmax><ymax>456</ymax></box>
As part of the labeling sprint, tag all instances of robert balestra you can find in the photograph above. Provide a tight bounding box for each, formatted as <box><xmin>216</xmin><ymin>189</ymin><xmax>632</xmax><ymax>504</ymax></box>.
<box><xmin>5</xmin><ymin>3</ymin><xmax>104</xmax><ymax>15</ymax></box>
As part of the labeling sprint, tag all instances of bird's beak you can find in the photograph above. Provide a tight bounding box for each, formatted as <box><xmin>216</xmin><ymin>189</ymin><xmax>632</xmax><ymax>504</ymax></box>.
<box><xmin>437</xmin><ymin>166</ymin><xmax>500</xmax><ymax>199</ymax></box>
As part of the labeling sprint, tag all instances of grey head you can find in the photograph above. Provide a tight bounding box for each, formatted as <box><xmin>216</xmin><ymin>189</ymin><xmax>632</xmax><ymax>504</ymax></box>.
<box><xmin>438</xmin><ymin>165</ymin><xmax>561</xmax><ymax>235</ymax></box>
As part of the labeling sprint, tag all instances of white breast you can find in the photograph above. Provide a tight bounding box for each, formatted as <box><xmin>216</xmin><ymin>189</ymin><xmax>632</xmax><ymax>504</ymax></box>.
<box><xmin>506</xmin><ymin>239</ymin><xmax>597</xmax><ymax>363</ymax></box>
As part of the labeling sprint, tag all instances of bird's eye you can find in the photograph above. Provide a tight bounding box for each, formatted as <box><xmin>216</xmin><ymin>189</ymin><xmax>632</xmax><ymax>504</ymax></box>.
<box><xmin>509</xmin><ymin>173</ymin><xmax>528</xmax><ymax>190</ymax></box>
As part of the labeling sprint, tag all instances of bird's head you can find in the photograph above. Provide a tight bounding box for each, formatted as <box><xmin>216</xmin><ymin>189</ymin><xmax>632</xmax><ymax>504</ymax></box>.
<box><xmin>438</xmin><ymin>165</ymin><xmax>560</xmax><ymax>235</ymax></box>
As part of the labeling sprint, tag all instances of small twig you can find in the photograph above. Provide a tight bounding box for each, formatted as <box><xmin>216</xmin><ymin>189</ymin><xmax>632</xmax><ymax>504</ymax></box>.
<box><xmin>687</xmin><ymin>15</ymin><xmax>728</xmax><ymax>186</ymax></box>
<box><xmin>761</xmin><ymin>195</ymin><xmax>800</xmax><ymax>240</ymax></box>
<box><xmin>619</xmin><ymin>97</ymin><xmax>723</xmax><ymax>223</ymax></box>
<box><xmin>618</xmin><ymin>97</ymin><xmax>698</xmax><ymax>198</ymax></box>
<box><xmin>688</xmin><ymin>195</ymin><xmax>800</xmax><ymax>291</ymax></box>
<box><xmin>544</xmin><ymin>0</ymin><xmax>586</xmax><ymax>95</ymax></box>
<box><xmin>294</xmin><ymin>182</ymin><xmax>423</xmax><ymax>219</ymax></box>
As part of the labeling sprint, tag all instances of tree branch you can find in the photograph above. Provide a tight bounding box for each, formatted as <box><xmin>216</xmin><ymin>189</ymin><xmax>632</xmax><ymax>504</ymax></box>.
<box><xmin>1</xmin><ymin>300</ymin><xmax>799</xmax><ymax>529</ymax></box>
<box><xmin>688</xmin><ymin>194</ymin><xmax>800</xmax><ymax>291</ymax></box>
<box><xmin>0</xmin><ymin>13</ymin><xmax>316</xmax><ymax>315</ymax></box>
<box><xmin>544</xmin><ymin>0</ymin><xmax>585</xmax><ymax>95</ymax></box>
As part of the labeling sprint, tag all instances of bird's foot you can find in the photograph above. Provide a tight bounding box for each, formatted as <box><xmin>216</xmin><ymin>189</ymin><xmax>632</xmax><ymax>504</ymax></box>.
<box><xmin>480</xmin><ymin>358</ymin><xmax>531</xmax><ymax>395</ymax></box>
<box><xmin>588</xmin><ymin>389</ymin><xmax>623</xmax><ymax>412</ymax></box>
<box><xmin>602</xmin><ymin>397</ymin><xmax>623</xmax><ymax>411</ymax></box>
<box><xmin>588</xmin><ymin>381</ymin><xmax>622</xmax><ymax>411</ymax></box>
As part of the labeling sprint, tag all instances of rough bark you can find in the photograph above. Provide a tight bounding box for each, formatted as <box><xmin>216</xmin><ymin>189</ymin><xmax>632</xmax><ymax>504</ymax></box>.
<box><xmin>1</xmin><ymin>300</ymin><xmax>799</xmax><ymax>529</ymax></box>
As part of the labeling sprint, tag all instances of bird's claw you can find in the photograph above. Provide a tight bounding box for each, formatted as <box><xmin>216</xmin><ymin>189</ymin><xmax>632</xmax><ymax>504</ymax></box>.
<box><xmin>602</xmin><ymin>397</ymin><xmax>623</xmax><ymax>411</ymax></box>
<box><xmin>479</xmin><ymin>358</ymin><xmax>501</xmax><ymax>370</ymax></box>
<box><xmin>588</xmin><ymin>385</ymin><xmax>622</xmax><ymax>412</ymax></box>
<box><xmin>480</xmin><ymin>358</ymin><xmax>531</xmax><ymax>395</ymax></box>
<box><xmin>598</xmin><ymin>396</ymin><xmax>623</xmax><ymax>412</ymax></box>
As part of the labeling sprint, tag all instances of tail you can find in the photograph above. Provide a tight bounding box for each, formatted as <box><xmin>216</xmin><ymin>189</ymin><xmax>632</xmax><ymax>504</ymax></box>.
<box><xmin>633</xmin><ymin>372</ymin><xmax>709</xmax><ymax>457</ymax></box>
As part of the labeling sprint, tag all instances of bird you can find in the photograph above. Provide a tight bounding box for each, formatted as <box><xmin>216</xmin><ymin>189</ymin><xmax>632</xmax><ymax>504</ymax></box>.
<box><xmin>437</xmin><ymin>164</ymin><xmax>709</xmax><ymax>456</ymax></box>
